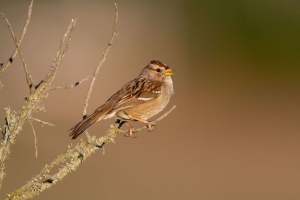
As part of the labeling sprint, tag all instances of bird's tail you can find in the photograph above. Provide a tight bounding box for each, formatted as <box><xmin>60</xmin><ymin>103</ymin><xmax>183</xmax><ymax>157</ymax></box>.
<box><xmin>69</xmin><ymin>106</ymin><xmax>107</xmax><ymax>139</ymax></box>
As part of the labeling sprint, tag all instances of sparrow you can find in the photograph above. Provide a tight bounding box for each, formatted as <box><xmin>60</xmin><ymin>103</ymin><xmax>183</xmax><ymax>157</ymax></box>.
<box><xmin>69</xmin><ymin>60</ymin><xmax>174</xmax><ymax>139</ymax></box>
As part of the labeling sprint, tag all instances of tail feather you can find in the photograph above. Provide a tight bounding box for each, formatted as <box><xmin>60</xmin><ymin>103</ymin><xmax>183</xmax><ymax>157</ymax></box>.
<box><xmin>69</xmin><ymin>108</ymin><xmax>106</xmax><ymax>139</ymax></box>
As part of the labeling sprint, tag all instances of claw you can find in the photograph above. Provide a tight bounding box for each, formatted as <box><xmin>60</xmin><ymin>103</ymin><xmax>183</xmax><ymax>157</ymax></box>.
<box><xmin>124</xmin><ymin>129</ymin><xmax>137</xmax><ymax>138</ymax></box>
<box><xmin>146</xmin><ymin>122</ymin><xmax>155</xmax><ymax>131</ymax></box>
<box><xmin>124</xmin><ymin>122</ymin><xmax>137</xmax><ymax>138</ymax></box>
<box><xmin>124</xmin><ymin>133</ymin><xmax>137</xmax><ymax>138</ymax></box>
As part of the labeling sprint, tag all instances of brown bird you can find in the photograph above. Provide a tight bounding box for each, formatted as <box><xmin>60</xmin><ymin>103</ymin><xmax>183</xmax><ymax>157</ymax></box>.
<box><xmin>69</xmin><ymin>60</ymin><xmax>174</xmax><ymax>139</ymax></box>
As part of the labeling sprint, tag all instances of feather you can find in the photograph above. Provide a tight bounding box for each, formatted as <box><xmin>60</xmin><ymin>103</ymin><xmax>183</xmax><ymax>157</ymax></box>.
<box><xmin>69</xmin><ymin>105</ymin><xmax>109</xmax><ymax>139</ymax></box>
<box><xmin>111</xmin><ymin>77</ymin><xmax>162</xmax><ymax>111</ymax></box>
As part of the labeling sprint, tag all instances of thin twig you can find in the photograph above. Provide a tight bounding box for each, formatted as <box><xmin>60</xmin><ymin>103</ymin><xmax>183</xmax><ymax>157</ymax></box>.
<box><xmin>43</xmin><ymin>19</ymin><xmax>77</xmax><ymax>88</ymax></box>
<box><xmin>49</xmin><ymin>75</ymin><xmax>91</xmax><ymax>90</ymax></box>
<box><xmin>1</xmin><ymin>12</ymin><xmax>33</xmax><ymax>88</ymax></box>
<box><xmin>83</xmin><ymin>3</ymin><xmax>118</xmax><ymax>117</ymax></box>
<box><xmin>29</xmin><ymin>121</ymin><xmax>38</xmax><ymax>158</ymax></box>
<box><xmin>0</xmin><ymin>0</ymin><xmax>33</xmax><ymax>89</ymax></box>
<box><xmin>82</xmin><ymin>3</ymin><xmax>118</xmax><ymax>140</ymax></box>
<box><xmin>30</xmin><ymin>117</ymin><xmax>55</xmax><ymax>127</ymax></box>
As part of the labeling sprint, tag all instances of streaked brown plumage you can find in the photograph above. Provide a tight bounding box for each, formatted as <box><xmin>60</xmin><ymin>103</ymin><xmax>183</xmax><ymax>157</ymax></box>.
<box><xmin>69</xmin><ymin>60</ymin><xmax>174</xmax><ymax>139</ymax></box>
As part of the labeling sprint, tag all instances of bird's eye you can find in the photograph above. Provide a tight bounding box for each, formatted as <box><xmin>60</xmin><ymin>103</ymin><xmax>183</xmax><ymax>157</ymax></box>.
<box><xmin>156</xmin><ymin>68</ymin><xmax>161</xmax><ymax>72</ymax></box>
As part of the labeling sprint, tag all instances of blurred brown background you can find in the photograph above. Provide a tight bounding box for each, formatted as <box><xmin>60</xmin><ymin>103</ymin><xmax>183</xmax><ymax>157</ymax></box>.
<box><xmin>1</xmin><ymin>0</ymin><xmax>300</xmax><ymax>199</ymax></box>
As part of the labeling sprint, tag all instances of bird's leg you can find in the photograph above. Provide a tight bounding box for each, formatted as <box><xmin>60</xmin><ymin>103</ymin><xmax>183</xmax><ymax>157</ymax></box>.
<box><xmin>115</xmin><ymin>119</ymin><xmax>125</xmax><ymax>129</ymax></box>
<box><xmin>124</xmin><ymin>121</ymin><xmax>137</xmax><ymax>138</ymax></box>
<box><xmin>130</xmin><ymin>117</ymin><xmax>155</xmax><ymax>132</ymax></box>
<box><xmin>116</xmin><ymin>119</ymin><xmax>136</xmax><ymax>138</ymax></box>
<box><xmin>118</xmin><ymin>121</ymin><xmax>125</xmax><ymax>129</ymax></box>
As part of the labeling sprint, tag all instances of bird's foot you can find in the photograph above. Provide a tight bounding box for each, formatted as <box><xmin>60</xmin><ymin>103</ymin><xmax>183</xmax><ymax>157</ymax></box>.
<box><xmin>146</xmin><ymin>121</ymin><xmax>155</xmax><ymax>132</ymax></box>
<box><xmin>124</xmin><ymin>121</ymin><xmax>137</xmax><ymax>138</ymax></box>
<box><xmin>124</xmin><ymin>129</ymin><xmax>137</xmax><ymax>138</ymax></box>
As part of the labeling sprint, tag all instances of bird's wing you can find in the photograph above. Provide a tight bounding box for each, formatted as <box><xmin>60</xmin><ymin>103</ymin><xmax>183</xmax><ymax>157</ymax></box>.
<box><xmin>105</xmin><ymin>77</ymin><xmax>163</xmax><ymax>112</ymax></box>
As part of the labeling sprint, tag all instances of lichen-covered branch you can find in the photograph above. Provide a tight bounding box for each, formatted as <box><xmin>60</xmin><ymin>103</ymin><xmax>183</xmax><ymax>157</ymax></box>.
<box><xmin>0</xmin><ymin>0</ymin><xmax>33</xmax><ymax>89</ymax></box>
<box><xmin>3</xmin><ymin>105</ymin><xmax>176</xmax><ymax>200</ymax></box>
<box><xmin>0</xmin><ymin>7</ymin><xmax>77</xmax><ymax>189</ymax></box>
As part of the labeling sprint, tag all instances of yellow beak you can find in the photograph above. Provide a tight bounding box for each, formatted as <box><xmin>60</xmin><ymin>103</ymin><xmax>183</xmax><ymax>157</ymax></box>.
<box><xmin>164</xmin><ymin>69</ymin><xmax>174</xmax><ymax>76</ymax></box>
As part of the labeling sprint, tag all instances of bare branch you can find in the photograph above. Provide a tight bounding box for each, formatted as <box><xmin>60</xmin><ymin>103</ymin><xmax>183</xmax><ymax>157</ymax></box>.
<box><xmin>1</xmin><ymin>13</ymin><xmax>33</xmax><ymax>88</ymax></box>
<box><xmin>42</xmin><ymin>19</ymin><xmax>77</xmax><ymax>89</ymax></box>
<box><xmin>82</xmin><ymin>3</ymin><xmax>118</xmax><ymax>140</ymax></box>
<box><xmin>83</xmin><ymin>3</ymin><xmax>119</xmax><ymax>117</ymax></box>
<box><xmin>49</xmin><ymin>75</ymin><xmax>91</xmax><ymax>90</ymax></box>
<box><xmin>0</xmin><ymin>0</ymin><xmax>33</xmax><ymax>89</ymax></box>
